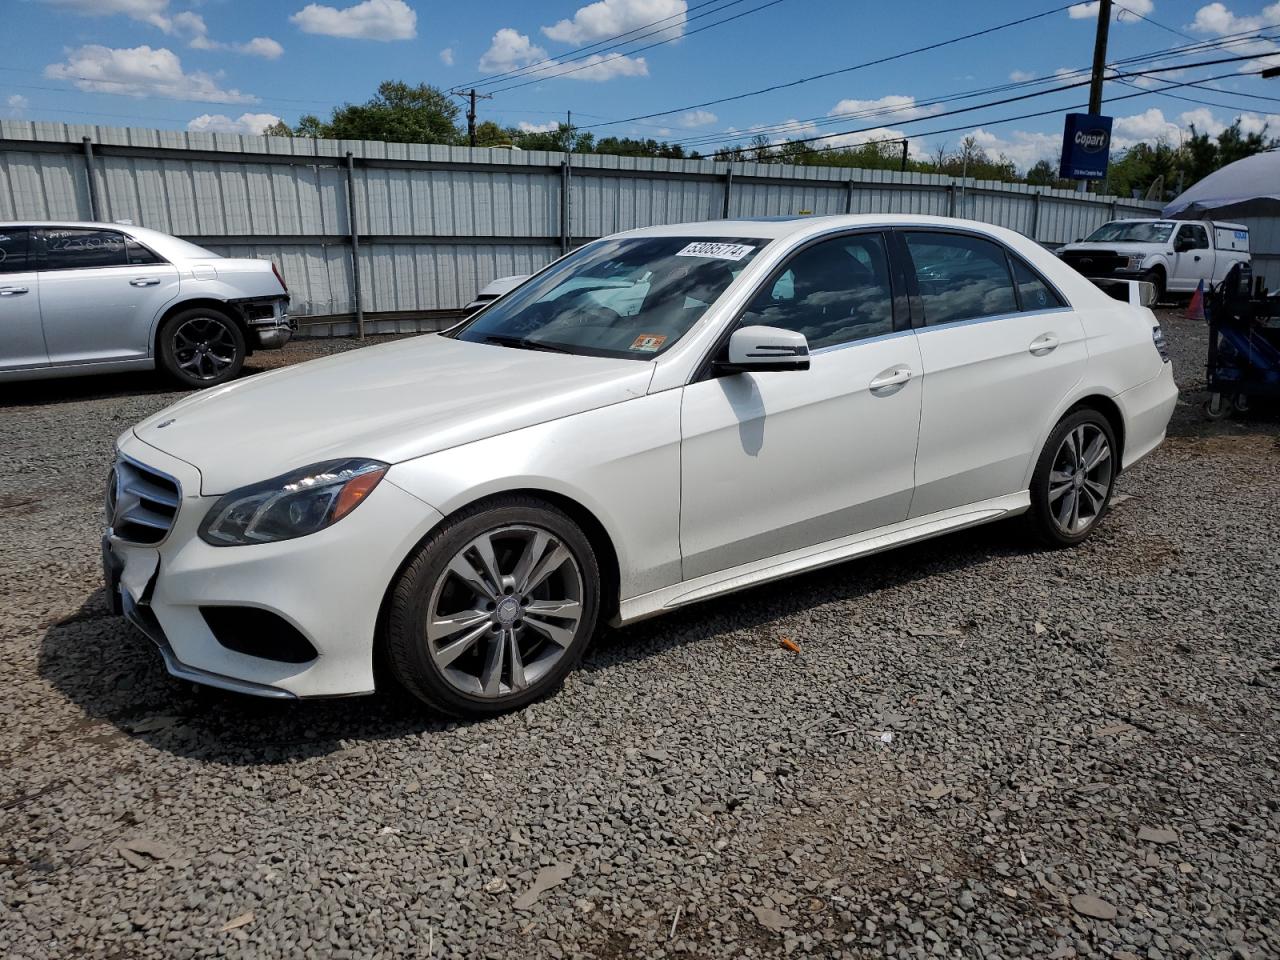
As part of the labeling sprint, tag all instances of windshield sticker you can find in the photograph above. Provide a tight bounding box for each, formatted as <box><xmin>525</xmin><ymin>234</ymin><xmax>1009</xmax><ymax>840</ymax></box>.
<box><xmin>630</xmin><ymin>333</ymin><xmax>667</xmax><ymax>353</ymax></box>
<box><xmin>675</xmin><ymin>241</ymin><xmax>755</xmax><ymax>261</ymax></box>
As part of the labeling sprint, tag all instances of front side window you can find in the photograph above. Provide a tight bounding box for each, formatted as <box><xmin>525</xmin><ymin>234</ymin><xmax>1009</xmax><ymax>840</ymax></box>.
<box><xmin>0</xmin><ymin>228</ymin><xmax>30</xmax><ymax>274</ymax></box>
<box><xmin>39</xmin><ymin>228</ymin><xmax>129</xmax><ymax>270</ymax></box>
<box><xmin>904</xmin><ymin>232</ymin><xmax>1018</xmax><ymax>325</ymax></box>
<box><xmin>1178</xmin><ymin>224</ymin><xmax>1209</xmax><ymax>250</ymax></box>
<box><xmin>1085</xmin><ymin>221</ymin><xmax>1175</xmax><ymax>244</ymax></box>
<box><xmin>739</xmin><ymin>233</ymin><xmax>895</xmax><ymax>349</ymax></box>
<box><xmin>452</xmin><ymin>236</ymin><xmax>768</xmax><ymax>359</ymax></box>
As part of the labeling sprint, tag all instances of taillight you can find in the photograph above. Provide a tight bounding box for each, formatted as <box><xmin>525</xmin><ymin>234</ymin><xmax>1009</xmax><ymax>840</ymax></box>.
<box><xmin>1152</xmin><ymin>325</ymin><xmax>1169</xmax><ymax>362</ymax></box>
<box><xmin>271</xmin><ymin>261</ymin><xmax>288</xmax><ymax>293</ymax></box>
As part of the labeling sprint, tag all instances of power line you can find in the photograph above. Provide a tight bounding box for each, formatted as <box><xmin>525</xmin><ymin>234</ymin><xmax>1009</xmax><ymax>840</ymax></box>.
<box><xmin>666</xmin><ymin>30</ymin><xmax>1280</xmax><ymax>150</ymax></box>
<box><xmin>743</xmin><ymin>67</ymin><xmax>1262</xmax><ymax>162</ymax></box>
<box><xmin>1113</xmin><ymin>3</ymin><xmax>1197</xmax><ymax>41</ymax></box>
<box><xmin>575</xmin><ymin>3</ymin><xmax>1077</xmax><ymax>129</ymax></box>
<box><xmin>486</xmin><ymin>0</ymin><xmax>791</xmax><ymax>93</ymax></box>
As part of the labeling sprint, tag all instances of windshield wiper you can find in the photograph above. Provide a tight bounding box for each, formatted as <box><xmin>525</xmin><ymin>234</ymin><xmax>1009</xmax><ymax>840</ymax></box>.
<box><xmin>482</xmin><ymin>334</ymin><xmax>574</xmax><ymax>354</ymax></box>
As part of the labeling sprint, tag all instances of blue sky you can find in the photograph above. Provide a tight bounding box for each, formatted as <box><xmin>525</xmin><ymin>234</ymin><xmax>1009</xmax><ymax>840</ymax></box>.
<box><xmin>4</xmin><ymin>0</ymin><xmax>1280</xmax><ymax>171</ymax></box>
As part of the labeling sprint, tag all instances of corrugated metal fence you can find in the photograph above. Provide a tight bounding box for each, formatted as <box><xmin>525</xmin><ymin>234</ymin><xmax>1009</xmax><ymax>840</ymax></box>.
<box><xmin>0</xmin><ymin>120</ymin><xmax>1164</xmax><ymax>336</ymax></box>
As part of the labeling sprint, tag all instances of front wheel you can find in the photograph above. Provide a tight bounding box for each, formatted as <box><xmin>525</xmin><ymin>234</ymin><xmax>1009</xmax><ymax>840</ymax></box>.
<box><xmin>157</xmin><ymin>307</ymin><xmax>246</xmax><ymax>388</ymax></box>
<box><xmin>385</xmin><ymin>496</ymin><xmax>601</xmax><ymax>718</ymax></box>
<box><xmin>1141</xmin><ymin>268</ymin><xmax>1166</xmax><ymax>306</ymax></box>
<box><xmin>1027</xmin><ymin>409</ymin><xmax>1117</xmax><ymax>547</ymax></box>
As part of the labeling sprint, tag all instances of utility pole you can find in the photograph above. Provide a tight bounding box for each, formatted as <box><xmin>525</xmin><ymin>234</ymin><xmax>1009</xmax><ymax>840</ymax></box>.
<box><xmin>899</xmin><ymin>138</ymin><xmax>908</xmax><ymax>173</ymax></box>
<box><xmin>1081</xmin><ymin>0</ymin><xmax>1112</xmax><ymax>194</ymax></box>
<box><xmin>452</xmin><ymin>88</ymin><xmax>493</xmax><ymax>148</ymax></box>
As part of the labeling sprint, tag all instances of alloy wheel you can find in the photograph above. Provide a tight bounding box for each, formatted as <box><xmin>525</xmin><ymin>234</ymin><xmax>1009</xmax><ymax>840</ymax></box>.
<box><xmin>1048</xmin><ymin>423</ymin><xmax>1113</xmax><ymax>536</ymax></box>
<box><xmin>172</xmin><ymin>315</ymin><xmax>239</xmax><ymax>381</ymax></box>
<box><xmin>425</xmin><ymin>524</ymin><xmax>584</xmax><ymax>699</ymax></box>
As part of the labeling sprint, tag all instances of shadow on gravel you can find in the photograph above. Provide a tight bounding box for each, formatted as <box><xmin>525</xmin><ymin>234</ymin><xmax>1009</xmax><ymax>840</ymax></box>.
<box><xmin>37</xmin><ymin>587</ymin><xmax>447</xmax><ymax>766</ymax></box>
<box><xmin>0</xmin><ymin>361</ymin><xmax>278</xmax><ymax>408</ymax></box>
<box><xmin>38</xmin><ymin>521</ymin><xmax>1028</xmax><ymax>765</ymax></box>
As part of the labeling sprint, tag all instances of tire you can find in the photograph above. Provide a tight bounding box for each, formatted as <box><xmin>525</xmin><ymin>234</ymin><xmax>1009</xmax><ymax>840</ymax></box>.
<box><xmin>1026</xmin><ymin>408</ymin><xmax>1118</xmax><ymax>548</ymax></box>
<box><xmin>1204</xmin><ymin>393</ymin><xmax>1234</xmax><ymax>420</ymax></box>
<box><xmin>385</xmin><ymin>495</ymin><xmax>601</xmax><ymax>718</ymax></box>
<box><xmin>157</xmin><ymin>307</ymin><xmax>246</xmax><ymax>388</ymax></box>
<box><xmin>1141</xmin><ymin>268</ymin><xmax>1166</xmax><ymax>306</ymax></box>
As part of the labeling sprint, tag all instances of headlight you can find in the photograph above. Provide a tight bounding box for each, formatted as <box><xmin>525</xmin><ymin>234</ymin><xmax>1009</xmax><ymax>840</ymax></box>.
<box><xmin>1126</xmin><ymin>255</ymin><xmax>1145</xmax><ymax>270</ymax></box>
<box><xmin>198</xmin><ymin>459</ymin><xmax>388</xmax><ymax>546</ymax></box>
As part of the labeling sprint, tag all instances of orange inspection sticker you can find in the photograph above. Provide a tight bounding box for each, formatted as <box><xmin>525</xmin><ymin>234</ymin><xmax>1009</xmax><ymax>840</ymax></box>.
<box><xmin>630</xmin><ymin>334</ymin><xmax>667</xmax><ymax>352</ymax></box>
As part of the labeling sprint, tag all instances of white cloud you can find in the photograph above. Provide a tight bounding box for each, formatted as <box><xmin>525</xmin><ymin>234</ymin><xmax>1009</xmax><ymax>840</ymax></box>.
<box><xmin>6</xmin><ymin>94</ymin><xmax>28</xmax><ymax>117</ymax></box>
<box><xmin>43</xmin><ymin>0</ymin><xmax>170</xmax><ymax>29</ymax></box>
<box><xmin>44</xmin><ymin>45</ymin><xmax>256</xmax><ymax>103</ymax></box>
<box><xmin>543</xmin><ymin>0</ymin><xmax>686</xmax><ymax>44</ymax></box>
<box><xmin>1069</xmin><ymin>0</ymin><xmax>1153</xmax><ymax>19</ymax></box>
<box><xmin>1187</xmin><ymin>3</ymin><xmax>1280</xmax><ymax>71</ymax></box>
<box><xmin>677</xmin><ymin>109</ymin><xmax>717</xmax><ymax>127</ymax></box>
<box><xmin>480</xmin><ymin>28</ymin><xmax>646</xmax><ymax>80</ymax></box>
<box><xmin>439</xmin><ymin>47</ymin><xmax>454</xmax><ymax>66</ymax></box>
<box><xmin>1189</xmin><ymin>1</ymin><xmax>1280</xmax><ymax>33</ymax></box>
<box><xmin>187</xmin><ymin>112</ymin><xmax>284</xmax><ymax>135</ymax></box>
<box><xmin>828</xmin><ymin>94</ymin><xmax>938</xmax><ymax>122</ymax></box>
<box><xmin>43</xmin><ymin>1</ymin><xmax>283</xmax><ymax>58</ymax></box>
<box><xmin>480</xmin><ymin>28</ymin><xmax>547</xmax><ymax>71</ymax></box>
<box><xmin>961</xmin><ymin>128</ymin><xmax>1065</xmax><ymax>171</ymax></box>
<box><xmin>518</xmin><ymin>120</ymin><xmax>558</xmax><ymax>133</ymax></box>
<box><xmin>290</xmin><ymin>0</ymin><xmax>417</xmax><ymax>40</ymax></box>
<box><xmin>1009</xmin><ymin>70</ymin><xmax>1036</xmax><ymax>82</ymax></box>
<box><xmin>560</xmin><ymin>52</ymin><xmax>648</xmax><ymax>81</ymax></box>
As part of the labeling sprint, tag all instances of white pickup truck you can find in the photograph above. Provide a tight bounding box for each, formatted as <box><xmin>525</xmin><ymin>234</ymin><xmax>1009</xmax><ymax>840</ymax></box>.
<box><xmin>1058</xmin><ymin>219</ymin><xmax>1250</xmax><ymax>302</ymax></box>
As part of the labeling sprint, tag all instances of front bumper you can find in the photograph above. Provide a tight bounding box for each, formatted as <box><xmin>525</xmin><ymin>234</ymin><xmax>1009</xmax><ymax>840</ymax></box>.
<box><xmin>104</xmin><ymin>434</ymin><xmax>444</xmax><ymax>699</ymax></box>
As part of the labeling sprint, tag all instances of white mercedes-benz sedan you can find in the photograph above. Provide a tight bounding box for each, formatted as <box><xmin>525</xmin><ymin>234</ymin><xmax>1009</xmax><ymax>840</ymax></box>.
<box><xmin>104</xmin><ymin>214</ymin><xmax>1177</xmax><ymax>717</ymax></box>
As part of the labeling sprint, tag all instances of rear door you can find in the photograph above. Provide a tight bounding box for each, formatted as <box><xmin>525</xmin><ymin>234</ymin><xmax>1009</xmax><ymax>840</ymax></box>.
<box><xmin>900</xmin><ymin>229</ymin><xmax>1088</xmax><ymax>518</ymax></box>
<box><xmin>0</xmin><ymin>227</ymin><xmax>46</xmax><ymax>372</ymax></box>
<box><xmin>34</xmin><ymin>227</ymin><xmax>180</xmax><ymax>366</ymax></box>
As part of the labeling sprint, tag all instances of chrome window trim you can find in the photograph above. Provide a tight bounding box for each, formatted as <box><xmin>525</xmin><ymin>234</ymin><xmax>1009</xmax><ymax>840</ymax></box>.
<box><xmin>911</xmin><ymin>305</ymin><xmax>1068</xmax><ymax>335</ymax></box>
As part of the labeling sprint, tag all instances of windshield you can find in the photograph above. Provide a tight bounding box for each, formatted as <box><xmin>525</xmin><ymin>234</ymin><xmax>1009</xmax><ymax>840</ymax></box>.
<box><xmin>1084</xmin><ymin>221</ymin><xmax>1174</xmax><ymax>244</ymax></box>
<box><xmin>451</xmin><ymin>236</ymin><xmax>769</xmax><ymax>359</ymax></box>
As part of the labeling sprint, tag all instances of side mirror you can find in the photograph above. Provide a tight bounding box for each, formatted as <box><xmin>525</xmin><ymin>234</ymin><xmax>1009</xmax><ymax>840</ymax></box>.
<box><xmin>718</xmin><ymin>325</ymin><xmax>810</xmax><ymax>373</ymax></box>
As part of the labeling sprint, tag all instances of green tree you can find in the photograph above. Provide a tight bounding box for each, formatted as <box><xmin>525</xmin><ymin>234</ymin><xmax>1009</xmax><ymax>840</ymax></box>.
<box><xmin>512</xmin><ymin>123</ymin><xmax>595</xmax><ymax>153</ymax></box>
<box><xmin>324</xmin><ymin>81</ymin><xmax>462</xmax><ymax>144</ymax></box>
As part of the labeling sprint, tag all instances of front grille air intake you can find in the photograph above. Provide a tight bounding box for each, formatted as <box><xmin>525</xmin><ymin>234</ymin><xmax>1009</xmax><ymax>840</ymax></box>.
<box><xmin>107</xmin><ymin>458</ymin><xmax>180</xmax><ymax>544</ymax></box>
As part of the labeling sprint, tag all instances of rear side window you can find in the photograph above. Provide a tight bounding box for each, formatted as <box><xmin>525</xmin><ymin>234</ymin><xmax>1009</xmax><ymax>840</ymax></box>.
<box><xmin>0</xmin><ymin>228</ymin><xmax>30</xmax><ymax>274</ymax></box>
<box><xmin>903</xmin><ymin>232</ymin><xmax>1018</xmax><ymax>325</ymax></box>
<box><xmin>1178</xmin><ymin>224</ymin><xmax>1209</xmax><ymax>250</ymax></box>
<box><xmin>125</xmin><ymin>238</ymin><xmax>164</xmax><ymax>265</ymax></box>
<box><xmin>1011</xmin><ymin>258</ymin><xmax>1066</xmax><ymax>311</ymax></box>
<box><xmin>40</xmin><ymin>228</ymin><xmax>128</xmax><ymax>270</ymax></box>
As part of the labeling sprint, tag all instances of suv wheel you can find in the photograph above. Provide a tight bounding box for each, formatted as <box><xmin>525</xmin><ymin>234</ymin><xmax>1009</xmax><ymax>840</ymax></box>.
<box><xmin>157</xmin><ymin>307</ymin><xmax>245</xmax><ymax>388</ymax></box>
<box><xmin>1027</xmin><ymin>408</ymin><xmax>1117</xmax><ymax>547</ymax></box>
<box><xmin>386</xmin><ymin>496</ymin><xmax>601</xmax><ymax>718</ymax></box>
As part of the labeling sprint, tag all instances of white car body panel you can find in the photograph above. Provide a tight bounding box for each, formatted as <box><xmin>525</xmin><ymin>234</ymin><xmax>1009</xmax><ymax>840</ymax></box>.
<box><xmin>104</xmin><ymin>214</ymin><xmax>1179</xmax><ymax>700</ymax></box>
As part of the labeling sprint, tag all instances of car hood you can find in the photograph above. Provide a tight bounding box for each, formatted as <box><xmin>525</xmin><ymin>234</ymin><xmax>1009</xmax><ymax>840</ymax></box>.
<box><xmin>133</xmin><ymin>334</ymin><xmax>654</xmax><ymax>495</ymax></box>
<box><xmin>1061</xmin><ymin>242</ymin><xmax>1160</xmax><ymax>255</ymax></box>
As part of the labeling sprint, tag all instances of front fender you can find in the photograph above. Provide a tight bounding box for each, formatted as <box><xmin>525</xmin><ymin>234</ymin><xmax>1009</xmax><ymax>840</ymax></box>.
<box><xmin>385</xmin><ymin>390</ymin><xmax>685</xmax><ymax>601</ymax></box>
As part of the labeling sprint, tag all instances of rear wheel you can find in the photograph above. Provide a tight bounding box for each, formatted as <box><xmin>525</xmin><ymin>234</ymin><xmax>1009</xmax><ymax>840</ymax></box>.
<box><xmin>385</xmin><ymin>496</ymin><xmax>601</xmax><ymax>717</ymax></box>
<box><xmin>157</xmin><ymin>307</ymin><xmax>245</xmax><ymax>388</ymax></box>
<box><xmin>1027</xmin><ymin>409</ymin><xmax>1117</xmax><ymax>547</ymax></box>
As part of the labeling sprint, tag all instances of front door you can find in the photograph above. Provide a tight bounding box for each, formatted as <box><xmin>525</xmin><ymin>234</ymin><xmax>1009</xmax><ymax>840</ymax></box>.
<box><xmin>679</xmin><ymin>231</ymin><xmax>922</xmax><ymax>581</ymax></box>
<box><xmin>1172</xmin><ymin>222</ymin><xmax>1213</xmax><ymax>292</ymax></box>
<box><xmin>900</xmin><ymin>230</ymin><xmax>1088</xmax><ymax>517</ymax></box>
<box><xmin>34</xmin><ymin>227</ymin><xmax>180</xmax><ymax>366</ymax></box>
<box><xmin>0</xmin><ymin>227</ymin><xmax>47</xmax><ymax>372</ymax></box>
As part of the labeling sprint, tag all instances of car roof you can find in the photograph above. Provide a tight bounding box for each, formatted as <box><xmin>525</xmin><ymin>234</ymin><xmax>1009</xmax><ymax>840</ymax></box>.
<box><xmin>614</xmin><ymin>213</ymin><xmax>1029</xmax><ymax>242</ymax></box>
<box><xmin>0</xmin><ymin>220</ymin><xmax>175</xmax><ymax>241</ymax></box>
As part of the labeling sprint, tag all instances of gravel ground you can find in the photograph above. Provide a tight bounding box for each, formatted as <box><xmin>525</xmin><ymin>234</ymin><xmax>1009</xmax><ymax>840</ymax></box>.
<box><xmin>1</xmin><ymin>313</ymin><xmax>1277</xmax><ymax>960</ymax></box>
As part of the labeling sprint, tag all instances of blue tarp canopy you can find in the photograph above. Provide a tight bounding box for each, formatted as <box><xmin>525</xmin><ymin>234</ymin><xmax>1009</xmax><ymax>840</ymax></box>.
<box><xmin>1162</xmin><ymin>150</ymin><xmax>1280</xmax><ymax>219</ymax></box>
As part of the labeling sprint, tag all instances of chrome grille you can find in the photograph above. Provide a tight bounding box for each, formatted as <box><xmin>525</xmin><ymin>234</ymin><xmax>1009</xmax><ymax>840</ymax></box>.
<box><xmin>107</xmin><ymin>457</ymin><xmax>180</xmax><ymax>545</ymax></box>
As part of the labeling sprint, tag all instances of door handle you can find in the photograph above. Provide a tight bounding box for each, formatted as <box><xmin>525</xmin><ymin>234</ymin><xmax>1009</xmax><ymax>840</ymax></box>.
<box><xmin>0</xmin><ymin>286</ymin><xmax>29</xmax><ymax>296</ymax></box>
<box><xmin>869</xmin><ymin>367</ymin><xmax>913</xmax><ymax>391</ymax></box>
<box><xmin>1029</xmin><ymin>334</ymin><xmax>1059</xmax><ymax>356</ymax></box>
<box><xmin>130</xmin><ymin>277</ymin><xmax>161</xmax><ymax>287</ymax></box>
